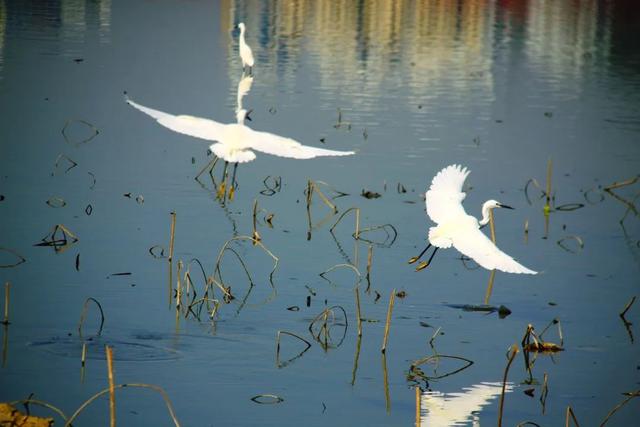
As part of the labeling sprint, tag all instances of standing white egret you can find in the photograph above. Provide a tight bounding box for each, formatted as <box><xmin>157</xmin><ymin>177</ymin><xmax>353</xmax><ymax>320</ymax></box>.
<box><xmin>237</xmin><ymin>23</ymin><xmax>254</xmax><ymax>74</ymax></box>
<box><xmin>125</xmin><ymin>95</ymin><xmax>354</xmax><ymax>195</ymax></box>
<box><xmin>409</xmin><ymin>164</ymin><xmax>537</xmax><ymax>274</ymax></box>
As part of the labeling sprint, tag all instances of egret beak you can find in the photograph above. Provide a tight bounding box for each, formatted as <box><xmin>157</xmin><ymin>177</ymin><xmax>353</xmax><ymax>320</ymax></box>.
<box><xmin>245</xmin><ymin>109</ymin><xmax>253</xmax><ymax>121</ymax></box>
<box><xmin>498</xmin><ymin>203</ymin><xmax>514</xmax><ymax>210</ymax></box>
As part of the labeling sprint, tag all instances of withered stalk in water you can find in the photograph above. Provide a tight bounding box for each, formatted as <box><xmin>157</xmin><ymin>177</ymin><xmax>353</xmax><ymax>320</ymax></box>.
<box><xmin>381</xmin><ymin>289</ymin><xmax>396</xmax><ymax>353</ymax></box>
<box><xmin>498</xmin><ymin>344</ymin><xmax>519</xmax><ymax>427</ymax></box>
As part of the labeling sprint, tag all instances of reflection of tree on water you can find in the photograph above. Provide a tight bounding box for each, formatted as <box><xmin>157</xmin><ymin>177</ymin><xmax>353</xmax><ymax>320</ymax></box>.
<box><xmin>421</xmin><ymin>382</ymin><xmax>512</xmax><ymax>427</ymax></box>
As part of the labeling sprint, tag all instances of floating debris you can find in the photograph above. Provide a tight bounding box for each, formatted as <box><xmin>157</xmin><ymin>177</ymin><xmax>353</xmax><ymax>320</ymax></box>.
<box><xmin>0</xmin><ymin>403</ymin><xmax>53</xmax><ymax>427</ymax></box>
<box><xmin>260</xmin><ymin>175</ymin><xmax>282</xmax><ymax>196</ymax></box>
<box><xmin>446</xmin><ymin>304</ymin><xmax>511</xmax><ymax>318</ymax></box>
<box><xmin>286</xmin><ymin>306</ymin><xmax>299</xmax><ymax>311</ymax></box>
<box><xmin>75</xmin><ymin>254</ymin><xmax>80</xmax><ymax>271</ymax></box>
<box><xmin>87</xmin><ymin>172</ymin><xmax>96</xmax><ymax>189</ymax></box>
<box><xmin>135</xmin><ymin>195</ymin><xmax>144</xmax><ymax>204</ymax></box>
<box><xmin>361</xmin><ymin>189</ymin><xmax>381</xmax><ymax>199</ymax></box>
<box><xmin>149</xmin><ymin>245</ymin><xmax>167</xmax><ymax>259</ymax></box>
<box><xmin>555</xmin><ymin>203</ymin><xmax>584</xmax><ymax>211</ymax></box>
<box><xmin>53</xmin><ymin>154</ymin><xmax>78</xmax><ymax>175</ymax></box>
<box><xmin>408</xmin><ymin>354</ymin><xmax>474</xmax><ymax>382</ymax></box>
<box><xmin>308</xmin><ymin>306</ymin><xmax>348</xmax><ymax>350</ymax></box>
<box><xmin>0</xmin><ymin>248</ymin><xmax>26</xmax><ymax>268</ymax></box>
<box><xmin>250</xmin><ymin>394</ymin><xmax>284</xmax><ymax>404</ymax></box>
<box><xmin>85</xmin><ymin>204</ymin><xmax>93</xmax><ymax>216</ymax></box>
<box><xmin>46</xmin><ymin>197</ymin><xmax>66</xmax><ymax>208</ymax></box>
<box><xmin>557</xmin><ymin>235</ymin><xmax>584</xmax><ymax>253</ymax></box>
<box><xmin>62</xmin><ymin>119</ymin><xmax>99</xmax><ymax>146</ymax></box>
<box><xmin>34</xmin><ymin>224</ymin><xmax>79</xmax><ymax>253</ymax></box>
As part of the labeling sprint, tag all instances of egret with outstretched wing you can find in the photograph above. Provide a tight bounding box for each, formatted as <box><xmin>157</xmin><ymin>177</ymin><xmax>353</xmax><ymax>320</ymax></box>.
<box><xmin>409</xmin><ymin>164</ymin><xmax>537</xmax><ymax>274</ymax></box>
<box><xmin>125</xmin><ymin>95</ymin><xmax>354</xmax><ymax>196</ymax></box>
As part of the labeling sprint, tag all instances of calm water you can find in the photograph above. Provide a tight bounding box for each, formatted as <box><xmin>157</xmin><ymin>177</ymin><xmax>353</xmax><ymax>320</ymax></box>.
<box><xmin>1</xmin><ymin>0</ymin><xmax>639</xmax><ymax>425</ymax></box>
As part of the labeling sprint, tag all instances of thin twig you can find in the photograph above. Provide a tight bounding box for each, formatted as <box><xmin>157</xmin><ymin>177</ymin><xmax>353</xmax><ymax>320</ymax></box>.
<box><xmin>498</xmin><ymin>344</ymin><xmax>519</xmax><ymax>427</ymax></box>
<box><xmin>599</xmin><ymin>390</ymin><xmax>640</xmax><ymax>426</ymax></box>
<box><xmin>381</xmin><ymin>289</ymin><xmax>396</xmax><ymax>353</ymax></box>
<box><xmin>106</xmin><ymin>345</ymin><xmax>116</xmax><ymax>427</ymax></box>
<box><xmin>63</xmin><ymin>383</ymin><xmax>181</xmax><ymax>427</ymax></box>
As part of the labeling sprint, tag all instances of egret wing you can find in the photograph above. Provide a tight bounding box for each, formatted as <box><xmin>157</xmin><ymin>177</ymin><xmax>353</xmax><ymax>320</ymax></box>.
<box><xmin>127</xmin><ymin>98</ymin><xmax>226</xmax><ymax>142</ymax></box>
<box><xmin>452</xmin><ymin>226</ymin><xmax>537</xmax><ymax>274</ymax></box>
<box><xmin>426</xmin><ymin>164</ymin><xmax>471</xmax><ymax>224</ymax></box>
<box><xmin>246</xmin><ymin>129</ymin><xmax>355</xmax><ymax>159</ymax></box>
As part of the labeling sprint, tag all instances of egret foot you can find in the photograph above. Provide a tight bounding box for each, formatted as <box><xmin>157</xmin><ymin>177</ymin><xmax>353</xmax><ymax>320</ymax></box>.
<box><xmin>415</xmin><ymin>261</ymin><xmax>430</xmax><ymax>271</ymax></box>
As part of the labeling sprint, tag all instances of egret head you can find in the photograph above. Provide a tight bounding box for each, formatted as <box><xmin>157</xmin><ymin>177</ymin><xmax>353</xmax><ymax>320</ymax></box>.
<box><xmin>238</xmin><ymin>22</ymin><xmax>246</xmax><ymax>31</ymax></box>
<box><xmin>479</xmin><ymin>200</ymin><xmax>514</xmax><ymax>225</ymax></box>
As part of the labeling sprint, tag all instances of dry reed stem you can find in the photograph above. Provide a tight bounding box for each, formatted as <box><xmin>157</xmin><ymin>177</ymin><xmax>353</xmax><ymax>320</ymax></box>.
<box><xmin>498</xmin><ymin>344</ymin><xmax>519</xmax><ymax>427</ymax></box>
<box><xmin>599</xmin><ymin>390</ymin><xmax>640</xmax><ymax>426</ymax></box>
<box><xmin>168</xmin><ymin>212</ymin><xmax>176</xmax><ymax>307</ymax></box>
<box><xmin>415</xmin><ymin>386</ymin><xmax>421</xmax><ymax>426</ymax></box>
<box><xmin>319</xmin><ymin>263</ymin><xmax>362</xmax><ymax>283</ymax></box>
<box><xmin>366</xmin><ymin>245</ymin><xmax>373</xmax><ymax>285</ymax></box>
<box><xmin>78</xmin><ymin>297</ymin><xmax>105</xmax><ymax>338</ymax></box>
<box><xmin>350</xmin><ymin>334</ymin><xmax>362</xmax><ymax>386</ymax></box>
<box><xmin>409</xmin><ymin>354</ymin><xmax>474</xmax><ymax>380</ymax></box>
<box><xmin>381</xmin><ymin>289</ymin><xmax>396</xmax><ymax>353</ymax></box>
<box><xmin>382</xmin><ymin>352</ymin><xmax>391</xmax><ymax>413</ymax></box>
<box><xmin>540</xmin><ymin>372</ymin><xmax>549</xmax><ymax>414</ymax></box>
<box><xmin>81</xmin><ymin>342</ymin><xmax>87</xmax><ymax>367</ymax></box>
<box><xmin>307</xmin><ymin>180</ymin><xmax>338</xmax><ymax>213</ymax></box>
<box><xmin>106</xmin><ymin>345</ymin><xmax>116</xmax><ymax>427</ymax></box>
<box><xmin>545</xmin><ymin>158</ymin><xmax>553</xmax><ymax>205</ymax></box>
<box><xmin>275</xmin><ymin>330</ymin><xmax>311</xmax><ymax>367</ymax></box>
<box><xmin>195</xmin><ymin>157</ymin><xmax>218</xmax><ymax>181</ymax></box>
<box><xmin>213</xmin><ymin>236</ymin><xmax>279</xmax><ymax>279</ymax></box>
<box><xmin>329</xmin><ymin>207</ymin><xmax>360</xmax><ymax>238</ymax></box>
<box><xmin>2</xmin><ymin>282</ymin><xmax>8</xmax><ymax>325</ymax></box>
<box><xmin>176</xmin><ymin>260</ymin><xmax>183</xmax><ymax>311</ymax></box>
<box><xmin>252</xmin><ymin>199</ymin><xmax>261</xmax><ymax>244</ymax></box>
<box><xmin>565</xmin><ymin>405</ymin><xmax>580</xmax><ymax>426</ymax></box>
<box><xmin>484</xmin><ymin>270</ymin><xmax>496</xmax><ymax>305</ymax></box>
<box><xmin>63</xmin><ymin>383</ymin><xmax>181</xmax><ymax>427</ymax></box>
<box><xmin>620</xmin><ymin>296</ymin><xmax>636</xmax><ymax>318</ymax></box>
<box><xmin>603</xmin><ymin>175</ymin><xmax>639</xmax><ymax>191</ymax></box>
<box><xmin>355</xmin><ymin>286</ymin><xmax>363</xmax><ymax>337</ymax></box>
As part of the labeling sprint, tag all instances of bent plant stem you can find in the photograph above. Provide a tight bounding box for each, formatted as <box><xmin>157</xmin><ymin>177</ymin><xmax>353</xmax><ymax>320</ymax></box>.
<box><xmin>8</xmin><ymin>399</ymin><xmax>69</xmax><ymax>424</ymax></box>
<box><xmin>63</xmin><ymin>383</ymin><xmax>181</xmax><ymax>427</ymax></box>
<box><xmin>498</xmin><ymin>344</ymin><xmax>520</xmax><ymax>427</ymax></box>
<box><xmin>599</xmin><ymin>390</ymin><xmax>640</xmax><ymax>426</ymax></box>
<box><xmin>78</xmin><ymin>297</ymin><xmax>105</xmax><ymax>339</ymax></box>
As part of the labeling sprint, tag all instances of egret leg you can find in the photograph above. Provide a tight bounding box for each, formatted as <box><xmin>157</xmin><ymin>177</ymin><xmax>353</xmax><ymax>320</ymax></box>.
<box><xmin>217</xmin><ymin>161</ymin><xmax>229</xmax><ymax>199</ymax></box>
<box><xmin>415</xmin><ymin>247</ymin><xmax>439</xmax><ymax>272</ymax></box>
<box><xmin>408</xmin><ymin>243</ymin><xmax>432</xmax><ymax>264</ymax></box>
<box><xmin>229</xmin><ymin>163</ymin><xmax>239</xmax><ymax>200</ymax></box>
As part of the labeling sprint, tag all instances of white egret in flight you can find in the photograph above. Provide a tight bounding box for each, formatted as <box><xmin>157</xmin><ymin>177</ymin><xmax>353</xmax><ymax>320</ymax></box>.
<box><xmin>236</xmin><ymin>22</ymin><xmax>254</xmax><ymax>74</ymax></box>
<box><xmin>125</xmin><ymin>95</ymin><xmax>355</xmax><ymax>195</ymax></box>
<box><xmin>409</xmin><ymin>164</ymin><xmax>537</xmax><ymax>274</ymax></box>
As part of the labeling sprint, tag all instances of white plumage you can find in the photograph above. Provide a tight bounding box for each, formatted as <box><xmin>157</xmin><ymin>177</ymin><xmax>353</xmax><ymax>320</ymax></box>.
<box><xmin>237</xmin><ymin>23</ymin><xmax>254</xmax><ymax>71</ymax></box>
<box><xmin>423</xmin><ymin>164</ymin><xmax>537</xmax><ymax>274</ymax></box>
<box><xmin>125</xmin><ymin>97</ymin><xmax>355</xmax><ymax>163</ymax></box>
<box><xmin>420</xmin><ymin>382</ymin><xmax>511</xmax><ymax>426</ymax></box>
